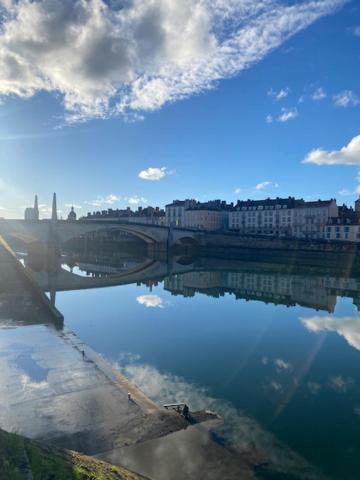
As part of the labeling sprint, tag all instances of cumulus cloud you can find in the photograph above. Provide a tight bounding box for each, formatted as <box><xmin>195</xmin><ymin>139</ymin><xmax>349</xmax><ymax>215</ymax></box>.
<box><xmin>85</xmin><ymin>194</ymin><xmax>121</xmax><ymax>207</ymax></box>
<box><xmin>311</xmin><ymin>87</ymin><xmax>327</xmax><ymax>101</ymax></box>
<box><xmin>333</xmin><ymin>90</ymin><xmax>360</xmax><ymax>107</ymax></box>
<box><xmin>126</xmin><ymin>195</ymin><xmax>147</xmax><ymax>205</ymax></box>
<box><xmin>234</xmin><ymin>187</ymin><xmax>242</xmax><ymax>194</ymax></box>
<box><xmin>136</xmin><ymin>294</ymin><xmax>166</xmax><ymax>308</ymax></box>
<box><xmin>278</xmin><ymin>107</ymin><xmax>298</xmax><ymax>122</ymax></box>
<box><xmin>255</xmin><ymin>181</ymin><xmax>279</xmax><ymax>190</ymax></box>
<box><xmin>267</xmin><ymin>107</ymin><xmax>298</xmax><ymax>123</ymax></box>
<box><xmin>303</xmin><ymin>134</ymin><xmax>360</xmax><ymax>166</ymax></box>
<box><xmin>65</xmin><ymin>203</ymin><xmax>82</xmax><ymax>209</ymax></box>
<box><xmin>268</xmin><ymin>87</ymin><xmax>290</xmax><ymax>100</ymax></box>
<box><xmin>0</xmin><ymin>0</ymin><xmax>347</xmax><ymax>122</ymax></box>
<box><xmin>301</xmin><ymin>315</ymin><xmax>360</xmax><ymax>352</ymax></box>
<box><xmin>338</xmin><ymin>188</ymin><xmax>352</xmax><ymax>196</ymax></box>
<box><xmin>138</xmin><ymin>167</ymin><xmax>167</xmax><ymax>181</ymax></box>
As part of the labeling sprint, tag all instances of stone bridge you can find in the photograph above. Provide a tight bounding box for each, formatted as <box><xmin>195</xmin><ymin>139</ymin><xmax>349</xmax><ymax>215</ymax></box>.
<box><xmin>0</xmin><ymin>219</ymin><xmax>203</xmax><ymax>251</ymax></box>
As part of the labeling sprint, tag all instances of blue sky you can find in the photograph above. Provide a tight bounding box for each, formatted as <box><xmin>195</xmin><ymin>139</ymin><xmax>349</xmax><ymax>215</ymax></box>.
<box><xmin>0</xmin><ymin>0</ymin><xmax>359</xmax><ymax>218</ymax></box>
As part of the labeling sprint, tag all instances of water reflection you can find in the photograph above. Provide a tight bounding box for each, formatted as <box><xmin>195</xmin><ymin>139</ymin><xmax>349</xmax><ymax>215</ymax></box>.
<box><xmin>6</xmin><ymin>246</ymin><xmax>360</xmax><ymax>479</ymax></box>
<box><xmin>301</xmin><ymin>315</ymin><xmax>360</xmax><ymax>351</ymax></box>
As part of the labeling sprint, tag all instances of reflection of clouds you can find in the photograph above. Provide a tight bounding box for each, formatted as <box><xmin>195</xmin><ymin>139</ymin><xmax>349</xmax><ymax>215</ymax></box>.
<box><xmin>269</xmin><ymin>381</ymin><xmax>283</xmax><ymax>393</ymax></box>
<box><xmin>301</xmin><ymin>315</ymin><xmax>360</xmax><ymax>352</ymax></box>
<box><xmin>354</xmin><ymin>406</ymin><xmax>360</xmax><ymax>416</ymax></box>
<box><xmin>118</xmin><ymin>352</ymin><xmax>141</xmax><ymax>363</ymax></box>
<box><xmin>261</xmin><ymin>357</ymin><xmax>293</xmax><ymax>373</ymax></box>
<box><xmin>307</xmin><ymin>382</ymin><xmax>321</xmax><ymax>395</ymax></box>
<box><xmin>114</xmin><ymin>356</ymin><xmax>324</xmax><ymax>479</ymax></box>
<box><xmin>136</xmin><ymin>295</ymin><xmax>166</xmax><ymax>308</ymax></box>
<box><xmin>274</xmin><ymin>358</ymin><xmax>293</xmax><ymax>372</ymax></box>
<box><xmin>328</xmin><ymin>375</ymin><xmax>354</xmax><ymax>393</ymax></box>
<box><xmin>20</xmin><ymin>374</ymin><xmax>48</xmax><ymax>391</ymax></box>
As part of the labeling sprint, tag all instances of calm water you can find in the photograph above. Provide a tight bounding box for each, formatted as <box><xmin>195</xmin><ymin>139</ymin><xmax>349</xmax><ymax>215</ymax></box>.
<box><xmin>3</xmin><ymin>248</ymin><xmax>360</xmax><ymax>479</ymax></box>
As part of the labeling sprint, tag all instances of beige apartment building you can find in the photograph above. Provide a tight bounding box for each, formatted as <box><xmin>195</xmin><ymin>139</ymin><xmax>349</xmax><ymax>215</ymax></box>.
<box><xmin>183</xmin><ymin>208</ymin><xmax>228</xmax><ymax>231</ymax></box>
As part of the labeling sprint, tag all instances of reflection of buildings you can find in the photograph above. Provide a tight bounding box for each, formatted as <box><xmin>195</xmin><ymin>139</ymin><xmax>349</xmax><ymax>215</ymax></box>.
<box><xmin>164</xmin><ymin>270</ymin><xmax>360</xmax><ymax>312</ymax></box>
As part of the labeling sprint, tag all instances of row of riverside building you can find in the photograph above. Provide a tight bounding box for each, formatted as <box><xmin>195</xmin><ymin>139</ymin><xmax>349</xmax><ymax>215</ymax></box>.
<box><xmin>165</xmin><ymin>197</ymin><xmax>360</xmax><ymax>242</ymax></box>
<box><xmin>81</xmin><ymin>195</ymin><xmax>360</xmax><ymax>243</ymax></box>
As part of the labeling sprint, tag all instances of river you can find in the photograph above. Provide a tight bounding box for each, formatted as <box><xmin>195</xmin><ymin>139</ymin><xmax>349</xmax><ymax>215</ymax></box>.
<box><xmin>2</xmin><ymin>246</ymin><xmax>360</xmax><ymax>479</ymax></box>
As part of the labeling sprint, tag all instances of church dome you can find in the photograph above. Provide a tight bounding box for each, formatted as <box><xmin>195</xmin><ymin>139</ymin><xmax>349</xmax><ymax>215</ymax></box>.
<box><xmin>67</xmin><ymin>206</ymin><xmax>77</xmax><ymax>221</ymax></box>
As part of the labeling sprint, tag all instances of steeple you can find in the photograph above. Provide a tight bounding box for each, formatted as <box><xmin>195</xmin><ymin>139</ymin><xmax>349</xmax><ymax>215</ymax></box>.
<box><xmin>51</xmin><ymin>192</ymin><xmax>58</xmax><ymax>222</ymax></box>
<box><xmin>34</xmin><ymin>195</ymin><xmax>39</xmax><ymax>220</ymax></box>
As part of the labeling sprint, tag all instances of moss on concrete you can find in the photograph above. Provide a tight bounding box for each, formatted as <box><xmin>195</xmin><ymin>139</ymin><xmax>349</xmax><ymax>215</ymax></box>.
<box><xmin>0</xmin><ymin>428</ymin><xmax>147</xmax><ymax>480</ymax></box>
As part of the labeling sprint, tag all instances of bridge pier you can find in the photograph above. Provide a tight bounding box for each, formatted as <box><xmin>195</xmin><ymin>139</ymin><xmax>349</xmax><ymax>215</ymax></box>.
<box><xmin>146</xmin><ymin>241</ymin><xmax>168</xmax><ymax>260</ymax></box>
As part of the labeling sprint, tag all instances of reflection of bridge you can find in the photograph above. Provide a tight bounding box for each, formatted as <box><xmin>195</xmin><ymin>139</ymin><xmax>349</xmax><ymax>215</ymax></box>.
<box><xmin>0</xmin><ymin>218</ymin><xmax>202</xmax><ymax>251</ymax></box>
<box><xmin>27</xmin><ymin>257</ymin><xmax>195</xmax><ymax>292</ymax></box>
<box><xmin>23</xmin><ymin>251</ymin><xmax>360</xmax><ymax>313</ymax></box>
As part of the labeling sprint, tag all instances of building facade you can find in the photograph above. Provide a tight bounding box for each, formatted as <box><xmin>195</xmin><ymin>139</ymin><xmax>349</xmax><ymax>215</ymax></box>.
<box><xmin>165</xmin><ymin>199</ymin><xmax>197</xmax><ymax>227</ymax></box>
<box><xmin>228</xmin><ymin>197</ymin><xmax>338</xmax><ymax>239</ymax></box>
<box><xmin>323</xmin><ymin>206</ymin><xmax>360</xmax><ymax>242</ymax></box>
<box><xmin>183</xmin><ymin>209</ymin><xmax>228</xmax><ymax>231</ymax></box>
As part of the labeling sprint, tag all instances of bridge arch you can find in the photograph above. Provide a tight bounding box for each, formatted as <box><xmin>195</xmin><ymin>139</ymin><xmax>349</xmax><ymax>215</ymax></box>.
<box><xmin>60</xmin><ymin>225</ymin><xmax>158</xmax><ymax>246</ymax></box>
<box><xmin>48</xmin><ymin>221</ymin><xmax>171</xmax><ymax>248</ymax></box>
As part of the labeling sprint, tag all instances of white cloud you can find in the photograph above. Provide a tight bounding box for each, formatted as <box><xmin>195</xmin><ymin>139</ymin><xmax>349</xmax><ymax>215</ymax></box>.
<box><xmin>136</xmin><ymin>294</ymin><xmax>165</xmax><ymax>308</ymax></box>
<box><xmin>301</xmin><ymin>315</ymin><xmax>360</xmax><ymax>352</ymax></box>
<box><xmin>126</xmin><ymin>195</ymin><xmax>147</xmax><ymax>206</ymax></box>
<box><xmin>85</xmin><ymin>194</ymin><xmax>121</xmax><ymax>207</ymax></box>
<box><xmin>266</xmin><ymin>114</ymin><xmax>274</xmax><ymax>124</ymax></box>
<box><xmin>234</xmin><ymin>187</ymin><xmax>242</xmax><ymax>194</ymax></box>
<box><xmin>268</xmin><ymin>87</ymin><xmax>290</xmax><ymax>100</ymax></box>
<box><xmin>311</xmin><ymin>87</ymin><xmax>327</xmax><ymax>101</ymax></box>
<box><xmin>65</xmin><ymin>203</ymin><xmax>82</xmax><ymax>209</ymax></box>
<box><xmin>138</xmin><ymin>167</ymin><xmax>167</xmax><ymax>181</ymax></box>
<box><xmin>338</xmin><ymin>188</ymin><xmax>352</xmax><ymax>196</ymax></box>
<box><xmin>255</xmin><ymin>181</ymin><xmax>279</xmax><ymax>190</ymax></box>
<box><xmin>352</xmin><ymin>26</ymin><xmax>360</xmax><ymax>37</ymax></box>
<box><xmin>0</xmin><ymin>0</ymin><xmax>347</xmax><ymax>122</ymax></box>
<box><xmin>277</xmin><ymin>107</ymin><xmax>298</xmax><ymax>122</ymax></box>
<box><xmin>303</xmin><ymin>134</ymin><xmax>360</xmax><ymax>166</ymax></box>
<box><xmin>333</xmin><ymin>90</ymin><xmax>360</xmax><ymax>107</ymax></box>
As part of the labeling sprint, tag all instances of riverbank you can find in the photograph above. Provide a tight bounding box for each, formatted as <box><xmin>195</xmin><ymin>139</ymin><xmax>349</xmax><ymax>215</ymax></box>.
<box><xmin>175</xmin><ymin>234</ymin><xmax>360</xmax><ymax>273</ymax></box>
<box><xmin>0</xmin><ymin>427</ymin><xmax>148</xmax><ymax>480</ymax></box>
